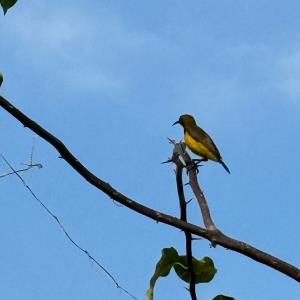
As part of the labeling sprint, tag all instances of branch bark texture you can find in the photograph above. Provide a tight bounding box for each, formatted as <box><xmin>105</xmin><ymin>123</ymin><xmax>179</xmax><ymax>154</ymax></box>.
<box><xmin>189</xmin><ymin>167</ymin><xmax>216</xmax><ymax>230</ymax></box>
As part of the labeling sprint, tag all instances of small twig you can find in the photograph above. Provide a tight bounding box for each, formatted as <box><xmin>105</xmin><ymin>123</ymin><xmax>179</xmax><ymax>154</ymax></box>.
<box><xmin>0</xmin><ymin>142</ymin><xmax>42</xmax><ymax>178</ymax></box>
<box><xmin>186</xmin><ymin>198</ymin><xmax>193</xmax><ymax>205</ymax></box>
<box><xmin>0</xmin><ymin>163</ymin><xmax>42</xmax><ymax>178</ymax></box>
<box><xmin>161</xmin><ymin>158</ymin><xmax>173</xmax><ymax>164</ymax></box>
<box><xmin>0</xmin><ymin>154</ymin><xmax>138</xmax><ymax>300</ymax></box>
<box><xmin>30</xmin><ymin>137</ymin><xmax>36</xmax><ymax>164</ymax></box>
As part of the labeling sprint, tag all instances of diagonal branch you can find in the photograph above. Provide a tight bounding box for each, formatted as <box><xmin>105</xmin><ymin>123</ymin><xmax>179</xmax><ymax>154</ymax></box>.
<box><xmin>1</xmin><ymin>95</ymin><xmax>300</xmax><ymax>283</ymax></box>
<box><xmin>188</xmin><ymin>167</ymin><xmax>217</xmax><ymax>231</ymax></box>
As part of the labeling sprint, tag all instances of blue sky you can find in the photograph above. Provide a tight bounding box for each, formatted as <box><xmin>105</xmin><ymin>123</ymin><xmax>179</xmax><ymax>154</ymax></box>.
<box><xmin>1</xmin><ymin>1</ymin><xmax>300</xmax><ymax>299</ymax></box>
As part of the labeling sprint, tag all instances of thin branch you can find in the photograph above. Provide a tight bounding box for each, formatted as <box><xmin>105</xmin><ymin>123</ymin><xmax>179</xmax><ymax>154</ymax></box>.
<box><xmin>0</xmin><ymin>154</ymin><xmax>138</xmax><ymax>300</ymax></box>
<box><xmin>29</xmin><ymin>137</ymin><xmax>36</xmax><ymax>164</ymax></box>
<box><xmin>171</xmin><ymin>141</ymin><xmax>217</xmax><ymax>230</ymax></box>
<box><xmin>189</xmin><ymin>166</ymin><xmax>217</xmax><ymax>230</ymax></box>
<box><xmin>0</xmin><ymin>142</ymin><xmax>42</xmax><ymax>177</ymax></box>
<box><xmin>174</xmin><ymin>157</ymin><xmax>197</xmax><ymax>300</ymax></box>
<box><xmin>1</xmin><ymin>95</ymin><xmax>300</xmax><ymax>283</ymax></box>
<box><xmin>0</xmin><ymin>162</ymin><xmax>42</xmax><ymax>178</ymax></box>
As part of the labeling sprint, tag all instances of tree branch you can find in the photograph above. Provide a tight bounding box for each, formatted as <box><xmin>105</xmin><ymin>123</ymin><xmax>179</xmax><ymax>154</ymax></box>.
<box><xmin>173</xmin><ymin>153</ymin><xmax>197</xmax><ymax>300</ymax></box>
<box><xmin>1</xmin><ymin>95</ymin><xmax>300</xmax><ymax>283</ymax></box>
<box><xmin>189</xmin><ymin>167</ymin><xmax>217</xmax><ymax>230</ymax></box>
<box><xmin>171</xmin><ymin>141</ymin><xmax>217</xmax><ymax>231</ymax></box>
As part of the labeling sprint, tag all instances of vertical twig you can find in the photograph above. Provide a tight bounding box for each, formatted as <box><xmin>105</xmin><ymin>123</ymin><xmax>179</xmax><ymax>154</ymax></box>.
<box><xmin>169</xmin><ymin>140</ymin><xmax>197</xmax><ymax>300</ymax></box>
<box><xmin>175</xmin><ymin>163</ymin><xmax>197</xmax><ymax>300</ymax></box>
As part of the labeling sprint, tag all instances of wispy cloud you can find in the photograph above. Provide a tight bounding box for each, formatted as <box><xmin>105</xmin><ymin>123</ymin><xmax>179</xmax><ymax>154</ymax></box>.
<box><xmin>1</xmin><ymin>4</ymin><xmax>168</xmax><ymax>96</ymax></box>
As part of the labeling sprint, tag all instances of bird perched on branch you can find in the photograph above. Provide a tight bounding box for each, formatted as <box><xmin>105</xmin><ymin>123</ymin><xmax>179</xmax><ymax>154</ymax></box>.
<box><xmin>173</xmin><ymin>114</ymin><xmax>230</xmax><ymax>173</ymax></box>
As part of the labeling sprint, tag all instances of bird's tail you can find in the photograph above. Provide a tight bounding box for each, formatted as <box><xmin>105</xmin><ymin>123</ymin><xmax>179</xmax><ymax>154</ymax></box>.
<box><xmin>220</xmin><ymin>160</ymin><xmax>230</xmax><ymax>174</ymax></box>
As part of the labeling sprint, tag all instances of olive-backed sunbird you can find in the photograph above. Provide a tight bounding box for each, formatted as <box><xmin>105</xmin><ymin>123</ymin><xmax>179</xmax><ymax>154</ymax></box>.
<box><xmin>173</xmin><ymin>114</ymin><xmax>230</xmax><ymax>174</ymax></box>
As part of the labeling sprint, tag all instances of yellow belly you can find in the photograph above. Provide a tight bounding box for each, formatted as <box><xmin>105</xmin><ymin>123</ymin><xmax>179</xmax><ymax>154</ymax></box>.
<box><xmin>184</xmin><ymin>132</ymin><xmax>218</xmax><ymax>161</ymax></box>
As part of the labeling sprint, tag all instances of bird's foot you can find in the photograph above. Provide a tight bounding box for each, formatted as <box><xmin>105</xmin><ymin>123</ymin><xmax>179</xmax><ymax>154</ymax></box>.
<box><xmin>185</xmin><ymin>158</ymin><xmax>208</xmax><ymax>174</ymax></box>
<box><xmin>186</xmin><ymin>161</ymin><xmax>200</xmax><ymax>174</ymax></box>
<box><xmin>193</xmin><ymin>158</ymin><xmax>208</xmax><ymax>164</ymax></box>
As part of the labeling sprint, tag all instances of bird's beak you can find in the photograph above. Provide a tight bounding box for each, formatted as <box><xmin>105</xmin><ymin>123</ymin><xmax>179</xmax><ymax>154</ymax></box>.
<box><xmin>172</xmin><ymin>120</ymin><xmax>180</xmax><ymax>126</ymax></box>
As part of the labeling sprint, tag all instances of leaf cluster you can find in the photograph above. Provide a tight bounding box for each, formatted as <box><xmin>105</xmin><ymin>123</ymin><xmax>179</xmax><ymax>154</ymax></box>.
<box><xmin>147</xmin><ymin>247</ymin><xmax>234</xmax><ymax>300</ymax></box>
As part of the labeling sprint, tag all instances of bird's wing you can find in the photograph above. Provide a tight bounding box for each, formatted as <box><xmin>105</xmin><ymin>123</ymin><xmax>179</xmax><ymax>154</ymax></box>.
<box><xmin>188</xmin><ymin>126</ymin><xmax>222</xmax><ymax>160</ymax></box>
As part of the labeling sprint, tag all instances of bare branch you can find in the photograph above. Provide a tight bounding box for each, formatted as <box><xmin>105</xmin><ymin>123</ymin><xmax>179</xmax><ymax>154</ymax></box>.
<box><xmin>173</xmin><ymin>153</ymin><xmax>197</xmax><ymax>300</ymax></box>
<box><xmin>0</xmin><ymin>163</ymin><xmax>41</xmax><ymax>178</ymax></box>
<box><xmin>171</xmin><ymin>142</ymin><xmax>217</xmax><ymax>231</ymax></box>
<box><xmin>189</xmin><ymin>167</ymin><xmax>217</xmax><ymax>231</ymax></box>
<box><xmin>0</xmin><ymin>142</ymin><xmax>42</xmax><ymax>178</ymax></box>
<box><xmin>1</xmin><ymin>95</ymin><xmax>300</xmax><ymax>283</ymax></box>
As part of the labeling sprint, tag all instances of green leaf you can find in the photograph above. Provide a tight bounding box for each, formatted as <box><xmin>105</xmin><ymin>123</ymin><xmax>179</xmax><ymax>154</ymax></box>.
<box><xmin>174</xmin><ymin>255</ymin><xmax>217</xmax><ymax>284</ymax></box>
<box><xmin>213</xmin><ymin>295</ymin><xmax>235</xmax><ymax>300</ymax></box>
<box><xmin>146</xmin><ymin>247</ymin><xmax>179</xmax><ymax>300</ymax></box>
<box><xmin>0</xmin><ymin>0</ymin><xmax>17</xmax><ymax>15</ymax></box>
<box><xmin>0</xmin><ymin>72</ymin><xmax>3</xmax><ymax>87</ymax></box>
<box><xmin>146</xmin><ymin>247</ymin><xmax>217</xmax><ymax>300</ymax></box>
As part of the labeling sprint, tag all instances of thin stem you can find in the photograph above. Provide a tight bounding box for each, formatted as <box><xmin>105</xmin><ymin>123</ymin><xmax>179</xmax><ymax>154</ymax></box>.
<box><xmin>175</xmin><ymin>161</ymin><xmax>197</xmax><ymax>300</ymax></box>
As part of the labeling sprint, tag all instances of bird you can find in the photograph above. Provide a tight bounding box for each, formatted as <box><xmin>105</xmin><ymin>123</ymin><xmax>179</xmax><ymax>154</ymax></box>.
<box><xmin>172</xmin><ymin>114</ymin><xmax>230</xmax><ymax>173</ymax></box>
